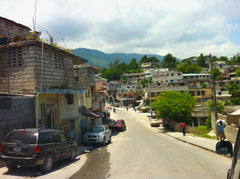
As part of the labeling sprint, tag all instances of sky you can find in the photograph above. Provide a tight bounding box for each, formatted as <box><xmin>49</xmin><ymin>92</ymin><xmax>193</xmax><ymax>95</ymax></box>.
<box><xmin>1</xmin><ymin>0</ymin><xmax>240</xmax><ymax>59</ymax></box>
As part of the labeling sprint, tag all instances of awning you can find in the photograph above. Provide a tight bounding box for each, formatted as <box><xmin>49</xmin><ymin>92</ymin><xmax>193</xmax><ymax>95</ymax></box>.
<box><xmin>37</xmin><ymin>88</ymin><xmax>87</xmax><ymax>94</ymax></box>
<box><xmin>228</xmin><ymin>108</ymin><xmax>240</xmax><ymax>115</ymax></box>
<box><xmin>94</xmin><ymin>111</ymin><xmax>104</xmax><ymax>117</ymax></box>
<box><xmin>79</xmin><ymin>106</ymin><xmax>99</xmax><ymax>117</ymax></box>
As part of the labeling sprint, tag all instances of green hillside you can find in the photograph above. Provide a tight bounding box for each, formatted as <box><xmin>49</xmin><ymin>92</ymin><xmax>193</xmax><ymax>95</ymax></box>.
<box><xmin>72</xmin><ymin>48</ymin><xmax>165</xmax><ymax>68</ymax></box>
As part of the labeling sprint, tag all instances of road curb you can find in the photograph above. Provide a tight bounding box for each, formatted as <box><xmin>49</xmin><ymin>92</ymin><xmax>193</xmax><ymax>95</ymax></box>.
<box><xmin>162</xmin><ymin>131</ymin><xmax>232</xmax><ymax>159</ymax></box>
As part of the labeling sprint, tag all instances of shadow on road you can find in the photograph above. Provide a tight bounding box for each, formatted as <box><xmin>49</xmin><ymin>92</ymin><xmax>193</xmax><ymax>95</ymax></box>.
<box><xmin>1</xmin><ymin>157</ymin><xmax>81</xmax><ymax>177</ymax></box>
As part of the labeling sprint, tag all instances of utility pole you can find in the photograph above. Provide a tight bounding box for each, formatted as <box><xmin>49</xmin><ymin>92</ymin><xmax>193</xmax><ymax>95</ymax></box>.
<box><xmin>209</xmin><ymin>54</ymin><xmax>218</xmax><ymax>121</ymax></box>
<box><xmin>7</xmin><ymin>26</ymin><xmax>10</xmax><ymax>96</ymax></box>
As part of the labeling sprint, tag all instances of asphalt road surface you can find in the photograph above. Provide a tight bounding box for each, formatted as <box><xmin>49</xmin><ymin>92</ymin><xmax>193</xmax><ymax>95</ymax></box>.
<box><xmin>0</xmin><ymin>107</ymin><xmax>232</xmax><ymax>179</ymax></box>
<box><xmin>71</xmin><ymin>107</ymin><xmax>232</xmax><ymax>179</ymax></box>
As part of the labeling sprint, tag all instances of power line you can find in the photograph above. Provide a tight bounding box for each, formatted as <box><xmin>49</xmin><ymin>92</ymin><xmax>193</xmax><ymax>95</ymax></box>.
<box><xmin>177</xmin><ymin>0</ymin><xmax>207</xmax><ymax>43</ymax></box>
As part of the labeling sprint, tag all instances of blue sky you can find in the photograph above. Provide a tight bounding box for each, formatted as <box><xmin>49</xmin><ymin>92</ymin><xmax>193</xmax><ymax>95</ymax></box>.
<box><xmin>1</xmin><ymin>0</ymin><xmax>240</xmax><ymax>59</ymax></box>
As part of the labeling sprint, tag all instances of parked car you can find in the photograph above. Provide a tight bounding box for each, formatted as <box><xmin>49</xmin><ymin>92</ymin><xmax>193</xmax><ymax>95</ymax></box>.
<box><xmin>150</xmin><ymin>119</ymin><xmax>161</xmax><ymax>127</ymax></box>
<box><xmin>0</xmin><ymin>128</ymin><xmax>77</xmax><ymax>173</ymax></box>
<box><xmin>227</xmin><ymin>126</ymin><xmax>240</xmax><ymax>179</ymax></box>
<box><xmin>83</xmin><ymin>125</ymin><xmax>111</xmax><ymax>146</ymax></box>
<box><xmin>113</xmin><ymin>103</ymin><xmax>120</xmax><ymax>107</ymax></box>
<box><xmin>147</xmin><ymin>111</ymin><xmax>157</xmax><ymax>118</ymax></box>
<box><xmin>110</xmin><ymin>119</ymin><xmax>126</xmax><ymax>132</ymax></box>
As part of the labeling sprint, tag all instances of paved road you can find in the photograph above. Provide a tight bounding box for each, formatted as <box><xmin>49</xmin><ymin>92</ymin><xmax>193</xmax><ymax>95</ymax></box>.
<box><xmin>71</xmin><ymin>107</ymin><xmax>232</xmax><ymax>179</ymax></box>
<box><xmin>0</xmin><ymin>107</ymin><xmax>232</xmax><ymax>179</ymax></box>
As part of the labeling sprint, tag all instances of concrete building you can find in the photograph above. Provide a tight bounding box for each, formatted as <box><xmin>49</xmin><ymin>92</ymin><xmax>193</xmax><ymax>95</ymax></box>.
<box><xmin>122</xmin><ymin>72</ymin><xmax>146</xmax><ymax>84</ymax></box>
<box><xmin>140</xmin><ymin>62</ymin><xmax>161</xmax><ymax>71</ymax></box>
<box><xmin>0</xmin><ymin>17</ymin><xmax>96</xmax><ymax>143</ymax></box>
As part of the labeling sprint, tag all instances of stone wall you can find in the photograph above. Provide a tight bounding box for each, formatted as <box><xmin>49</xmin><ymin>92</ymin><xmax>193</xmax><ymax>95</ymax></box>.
<box><xmin>211</xmin><ymin>112</ymin><xmax>239</xmax><ymax>143</ymax></box>
<box><xmin>168</xmin><ymin>119</ymin><xmax>196</xmax><ymax>133</ymax></box>
<box><xmin>225</xmin><ymin>125</ymin><xmax>239</xmax><ymax>143</ymax></box>
<box><xmin>228</xmin><ymin>115</ymin><xmax>240</xmax><ymax>127</ymax></box>
<box><xmin>0</xmin><ymin>96</ymin><xmax>35</xmax><ymax>141</ymax></box>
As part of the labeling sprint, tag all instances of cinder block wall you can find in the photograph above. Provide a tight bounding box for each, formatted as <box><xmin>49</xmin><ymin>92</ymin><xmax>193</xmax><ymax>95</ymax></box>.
<box><xmin>225</xmin><ymin>125</ymin><xmax>239</xmax><ymax>143</ymax></box>
<box><xmin>0</xmin><ymin>96</ymin><xmax>35</xmax><ymax>141</ymax></box>
<box><xmin>211</xmin><ymin>112</ymin><xmax>238</xmax><ymax>143</ymax></box>
<box><xmin>0</xmin><ymin>17</ymin><xmax>31</xmax><ymax>38</ymax></box>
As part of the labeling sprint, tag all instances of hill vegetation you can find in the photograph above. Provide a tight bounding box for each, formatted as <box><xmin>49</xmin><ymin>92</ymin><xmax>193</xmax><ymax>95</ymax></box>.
<box><xmin>72</xmin><ymin>48</ymin><xmax>165</xmax><ymax>68</ymax></box>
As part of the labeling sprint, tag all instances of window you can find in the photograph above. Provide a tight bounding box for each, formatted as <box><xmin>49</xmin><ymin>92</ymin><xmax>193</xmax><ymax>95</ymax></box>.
<box><xmin>38</xmin><ymin>132</ymin><xmax>52</xmax><ymax>144</ymax></box>
<box><xmin>189</xmin><ymin>91</ymin><xmax>195</xmax><ymax>96</ymax></box>
<box><xmin>54</xmin><ymin>53</ymin><xmax>64</xmax><ymax>69</ymax></box>
<box><xmin>5</xmin><ymin>131</ymin><xmax>36</xmax><ymax>144</ymax></box>
<box><xmin>65</xmin><ymin>94</ymin><xmax>74</xmax><ymax>104</ymax></box>
<box><xmin>201</xmin><ymin>91</ymin><xmax>205</xmax><ymax>96</ymax></box>
<box><xmin>52</xmin><ymin>133</ymin><xmax>61</xmax><ymax>142</ymax></box>
<box><xmin>197</xmin><ymin>91</ymin><xmax>201</xmax><ymax>96</ymax></box>
<box><xmin>59</xmin><ymin>133</ymin><xmax>67</xmax><ymax>142</ymax></box>
<box><xmin>8</xmin><ymin>47</ymin><xmax>22</xmax><ymax>67</ymax></box>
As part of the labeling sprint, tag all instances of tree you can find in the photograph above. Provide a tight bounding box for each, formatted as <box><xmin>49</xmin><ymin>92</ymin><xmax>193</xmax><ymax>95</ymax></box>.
<box><xmin>139</xmin><ymin>79</ymin><xmax>147</xmax><ymax>88</ymax></box>
<box><xmin>139</xmin><ymin>55</ymin><xmax>160</xmax><ymax>64</ymax></box>
<box><xmin>236</xmin><ymin>69</ymin><xmax>240</xmax><ymax>77</ymax></box>
<box><xmin>177</xmin><ymin>62</ymin><xmax>202</xmax><ymax>73</ymax></box>
<box><xmin>162</xmin><ymin>53</ymin><xmax>177</xmax><ymax>70</ymax></box>
<box><xmin>139</xmin><ymin>55</ymin><xmax>148</xmax><ymax>63</ymax></box>
<box><xmin>151</xmin><ymin>91</ymin><xmax>196</xmax><ymax>124</ymax></box>
<box><xmin>213</xmin><ymin>67</ymin><xmax>221</xmax><ymax>80</ymax></box>
<box><xmin>128</xmin><ymin>58</ymin><xmax>140</xmax><ymax>73</ymax></box>
<box><xmin>109</xmin><ymin>59</ymin><xmax>120</xmax><ymax>69</ymax></box>
<box><xmin>227</xmin><ymin>83</ymin><xmax>240</xmax><ymax>105</ymax></box>
<box><xmin>219</xmin><ymin>56</ymin><xmax>229</xmax><ymax>63</ymax></box>
<box><xmin>208</xmin><ymin>101</ymin><xmax>225</xmax><ymax>113</ymax></box>
<box><xmin>197</xmin><ymin>54</ymin><xmax>208</xmax><ymax>67</ymax></box>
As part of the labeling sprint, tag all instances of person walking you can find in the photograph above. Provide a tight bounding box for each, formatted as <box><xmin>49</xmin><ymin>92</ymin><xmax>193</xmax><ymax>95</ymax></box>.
<box><xmin>218</xmin><ymin>120</ymin><xmax>226</xmax><ymax>141</ymax></box>
<box><xmin>181</xmin><ymin>122</ymin><xmax>186</xmax><ymax>136</ymax></box>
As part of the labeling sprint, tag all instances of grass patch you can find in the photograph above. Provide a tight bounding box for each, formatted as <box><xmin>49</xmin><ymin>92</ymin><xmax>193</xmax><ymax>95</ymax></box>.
<box><xmin>193</xmin><ymin>125</ymin><xmax>216</xmax><ymax>139</ymax></box>
<box><xmin>194</xmin><ymin>133</ymin><xmax>215</xmax><ymax>139</ymax></box>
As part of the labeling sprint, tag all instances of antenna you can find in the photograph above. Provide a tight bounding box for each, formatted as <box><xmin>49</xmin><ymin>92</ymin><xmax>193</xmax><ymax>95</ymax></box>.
<box><xmin>33</xmin><ymin>0</ymin><xmax>37</xmax><ymax>36</ymax></box>
<box><xmin>62</xmin><ymin>38</ymin><xmax>67</xmax><ymax>49</ymax></box>
<box><xmin>46</xmin><ymin>31</ymin><xmax>53</xmax><ymax>44</ymax></box>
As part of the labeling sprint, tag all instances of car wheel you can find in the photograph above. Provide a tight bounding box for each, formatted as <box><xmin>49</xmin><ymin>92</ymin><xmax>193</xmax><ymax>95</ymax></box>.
<box><xmin>6</xmin><ymin>163</ymin><xmax>17</xmax><ymax>170</ymax></box>
<box><xmin>41</xmin><ymin>154</ymin><xmax>53</xmax><ymax>173</ymax></box>
<box><xmin>70</xmin><ymin>148</ymin><xmax>76</xmax><ymax>161</ymax></box>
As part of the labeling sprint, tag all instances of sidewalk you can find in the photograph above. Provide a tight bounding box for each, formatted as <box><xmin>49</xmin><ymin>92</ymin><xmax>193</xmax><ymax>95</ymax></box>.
<box><xmin>162</xmin><ymin>129</ymin><xmax>218</xmax><ymax>153</ymax></box>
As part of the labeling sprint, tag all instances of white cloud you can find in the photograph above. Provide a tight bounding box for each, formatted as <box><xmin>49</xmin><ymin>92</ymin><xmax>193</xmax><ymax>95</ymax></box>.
<box><xmin>1</xmin><ymin>0</ymin><xmax>240</xmax><ymax>59</ymax></box>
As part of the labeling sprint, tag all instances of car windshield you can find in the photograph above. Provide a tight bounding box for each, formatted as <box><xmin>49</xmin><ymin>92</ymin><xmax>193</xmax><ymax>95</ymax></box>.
<box><xmin>116</xmin><ymin>121</ymin><xmax>122</xmax><ymax>125</ymax></box>
<box><xmin>91</xmin><ymin>126</ymin><xmax>104</xmax><ymax>132</ymax></box>
<box><xmin>4</xmin><ymin>130</ymin><xmax>37</xmax><ymax>144</ymax></box>
<box><xmin>152</xmin><ymin>119</ymin><xmax>158</xmax><ymax>122</ymax></box>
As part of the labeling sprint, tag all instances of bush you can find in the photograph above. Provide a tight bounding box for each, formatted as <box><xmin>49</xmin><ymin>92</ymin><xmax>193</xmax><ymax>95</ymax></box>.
<box><xmin>194</xmin><ymin>125</ymin><xmax>213</xmax><ymax>139</ymax></box>
<box><xmin>205</xmin><ymin>114</ymin><xmax>212</xmax><ymax>130</ymax></box>
<box><xmin>195</xmin><ymin>125</ymin><xmax>209</xmax><ymax>135</ymax></box>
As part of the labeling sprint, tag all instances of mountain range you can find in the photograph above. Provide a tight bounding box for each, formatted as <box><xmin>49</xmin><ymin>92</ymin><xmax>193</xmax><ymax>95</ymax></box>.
<box><xmin>72</xmin><ymin>48</ymin><xmax>165</xmax><ymax>68</ymax></box>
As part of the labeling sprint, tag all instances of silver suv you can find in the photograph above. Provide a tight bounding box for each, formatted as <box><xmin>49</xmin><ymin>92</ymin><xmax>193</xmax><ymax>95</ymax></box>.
<box><xmin>83</xmin><ymin>125</ymin><xmax>111</xmax><ymax>146</ymax></box>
